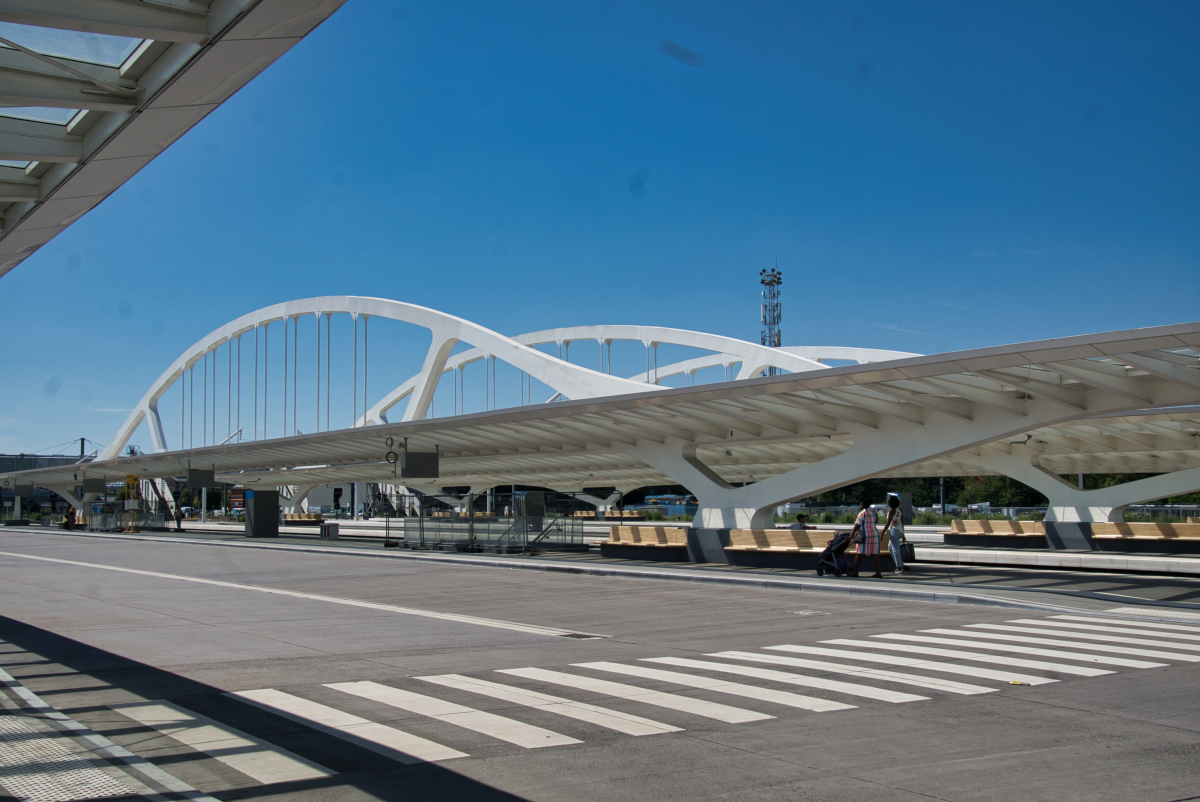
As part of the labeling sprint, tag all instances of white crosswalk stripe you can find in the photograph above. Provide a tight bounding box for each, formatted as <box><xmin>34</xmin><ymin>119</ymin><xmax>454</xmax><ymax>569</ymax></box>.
<box><xmin>110</xmin><ymin>701</ymin><xmax>333</xmax><ymax>784</ymax></box>
<box><xmin>705</xmin><ymin>650</ymin><xmax>1000</xmax><ymax>694</ymax></box>
<box><xmin>417</xmin><ymin>674</ymin><xmax>682</xmax><ymax>736</ymax></box>
<box><xmin>1051</xmin><ymin>615</ymin><xmax>1200</xmax><ymax>635</ymax></box>
<box><xmin>645</xmin><ymin>655</ymin><xmax>976</xmax><ymax>698</ymax></box>
<box><xmin>761</xmin><ymin>644</ymin><xmax>1058</xmax><ymax>685</ymax></box>
<box><xmin>968</xmin><ymin>623</ymin><xmax>1200</xmax><ymax>652</ymax></box>
<box><xmin>1023</xmin><ymin>618</ymin><xmax>1200</xmax><ymax>642</ymax></box>
<box><xmin>878</xmin><ymin>633</ymin><xmax>1167</xmax><ymax>668</ymax></box>
<box><xmin>822</xmin><ymin>638</ymin><xmax>1116</xmax><ymax>676</ymax></box>
<box><xmin>152</xmin><ymin>613</ymin><xmax>1196</xmax><ymax>779</ymax></box>
<box><xmin>918</xmin><ymin>628</ymin><xmax>1200</xmax><ymax>663</ymax></box>
<box><xmin>228</xmin><ymin>689</ymin><xmax>468</xmax><ymax>764</ymax></box>
<box><xmin>576</xmin><ymin>660</ymin><xmax>879</xmax><ymax>707</ymax></box>
<box><xmin>326</xmin><ymin>681</ymin><xmax>581</xmax><ymax>748</ymax></box>
<box><xmin>497</xmin><ymin>667</ymin><xmax>778</xmax><ymax>723</ymax></box>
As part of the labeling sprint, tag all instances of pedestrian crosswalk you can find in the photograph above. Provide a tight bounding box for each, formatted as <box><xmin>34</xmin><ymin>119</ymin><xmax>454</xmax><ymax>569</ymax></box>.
<box><xmin>95</xmin><ymin>612</ymin><xmax>1200</xmax><ymax>788</ymax></box>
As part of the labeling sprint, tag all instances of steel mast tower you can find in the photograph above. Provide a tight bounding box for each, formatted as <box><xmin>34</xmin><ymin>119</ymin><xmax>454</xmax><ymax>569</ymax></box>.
<box><xmin>759</xmin><ymin>266</ymin><xmax>782</xmax><ymax>376</ymax></box>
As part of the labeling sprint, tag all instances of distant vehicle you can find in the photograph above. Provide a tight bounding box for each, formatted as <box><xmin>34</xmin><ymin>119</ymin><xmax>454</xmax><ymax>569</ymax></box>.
<box><xmin>966</xmin><ymin>502</ymin><xmax>992</xmax><ymax>512</ymax></box>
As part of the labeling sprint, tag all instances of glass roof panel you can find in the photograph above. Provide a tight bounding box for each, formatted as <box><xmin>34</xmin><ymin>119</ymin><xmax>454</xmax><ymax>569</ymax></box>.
<box><xmin>0</xmin><ymin>108</ymin><xmax>75</xmax><ymax>125</ymax></box>
<box><xmin>0</xmin><ymin>22</ymin><xmax>141</xmax><ymax>67</ymax></box>
<box><xmin>0</xmin><ymin>160</ymin><xmax>30</xmax><ymax>169</ymax></box>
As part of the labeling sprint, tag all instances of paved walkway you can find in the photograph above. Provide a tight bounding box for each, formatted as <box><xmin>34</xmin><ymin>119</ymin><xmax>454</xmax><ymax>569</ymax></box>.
<box><xmin>11</xmin><ymin>527</ymin><xmax>1200</xmax><ymax>619</ymax></box>
<box><xmin>0</xmin><ymin>530</ymin><xmax>1197</xmax><ymax>801</ymax></box>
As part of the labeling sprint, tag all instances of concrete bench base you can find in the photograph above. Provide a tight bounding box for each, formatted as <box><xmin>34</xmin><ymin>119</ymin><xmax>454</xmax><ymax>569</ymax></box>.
<box><xmin>599</xmin><ymin>542</ymin><xmax>690</xmax><ymax>561</ymax></box>
<box><xmin>945</xmin><ymin>534</ymin><xmax>1048</xmax><ymax>549</ymax></box>
<box><xmin>1091</xmin><ymin>538</ymin><xmax>1200</xmax><ymax>554</ymax></box>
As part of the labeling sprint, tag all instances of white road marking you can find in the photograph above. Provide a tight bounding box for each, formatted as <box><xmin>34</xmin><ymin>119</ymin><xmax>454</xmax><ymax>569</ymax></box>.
<box><xmin>0</xmin><ymin>667</ymin><xmax>223</xmax><ymax>802</ymax></box>
<box><xmin>1051</xmin><ymin>614</ymin><xmax>1200</xmax><ymax>633</ymax></box>
<box><xmin>417</xmin><ymin>674</ymin><xmax>682</xmax><ymax>736</ymax></box>
<box><xmin>918</xmin><ymin>628</ymin><xmax>1200</xmax><ymax>663</ymax></box>
<box><xmin>1041</xmin><ymin>617</ymin><xmax>1200</xmax><ymax>640</ymax></box>
<box><xmin>577</xmin><ymin>661</ymin><xmax>864</xmax><ymax>709</ymax></box>
<box><xmin>878</xmin><ymin>634</ymin><xmax>1166</xmax><ymax>669</ymax></box>
<box><xmin>969</xmin><ymin>623</ymin><xmax>1200</xmax><ymax>652</ymax></box>
<box><xmin>760</xmin><ymin>645</ymin><xmax>1058</xmax><ymax>685</ymax></box>
<box><xmin>110</xmin><ymin>701</ymin><xmax>333</xmax><ymax>784</ymax></box>
<box><xmin>704</xmin><ymin>651</ymin><xmax>998</xmax><ymax>694</ymax></box>
<box><xmin>0</xmin><ymin>550</ymin><xmax>594</xmax><ymax>638</ymax></box>
<box><xmin>644</xmin><ymin>656</ymin><xmax>950</xmax><ymax>699</ymax></box>
<box><xmin>326</xmin><ymin>681</ymin><xmax>580</xmax><ymax>748</ymax></box>
<box><xmin>822</xmin><ymin>639</ymin><xmax>1115</xmax><ymax>676</ymax></box>
<box><xmin>228</xmin><ymin>689</ymin><xmax>467</xmax><ymax>764</ymax></box>
<box><xmin>497</xmin><ymin>667</ymin><xmax>777</xmax><ymax>723</ymax></box>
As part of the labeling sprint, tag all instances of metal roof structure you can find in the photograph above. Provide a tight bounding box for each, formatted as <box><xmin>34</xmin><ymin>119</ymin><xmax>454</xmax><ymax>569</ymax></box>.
<box><xmin>6</xmin><ymin>319</ymin><xmax>1199</xmax><ymax>523</ymax></box>
<box><xmin>0</xmin><ymin>0</ymin><xmax>349</xmax><ymax>278</ymax></box>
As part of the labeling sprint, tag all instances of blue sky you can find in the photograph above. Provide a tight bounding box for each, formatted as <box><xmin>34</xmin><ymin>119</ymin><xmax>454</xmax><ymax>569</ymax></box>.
<box><xmin>3</xmin><ymin>0</ymin><xmax>1199</xmax><ymax>454</ymax></box>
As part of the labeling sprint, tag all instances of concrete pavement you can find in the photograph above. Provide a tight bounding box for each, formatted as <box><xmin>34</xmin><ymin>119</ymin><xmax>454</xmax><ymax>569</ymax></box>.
<box><xmin>0</xmin><ymin>530</ymin><xmax>1197</xmax><ymax>801</ymax></box>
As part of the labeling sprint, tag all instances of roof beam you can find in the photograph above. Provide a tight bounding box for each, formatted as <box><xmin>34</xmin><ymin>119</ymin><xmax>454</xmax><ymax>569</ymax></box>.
<box><xmin>914</xmin><ymin>376</ymin><xmax>1027</xmax><ymax>417</ymax></box>
<box><xmin>0</xmin><ymin>62</ymin><xmax>137</xmax><ymax>111</ymax></box>
<box><xmin>0</xmin><ymin>117</ymin><xmax>82</xmax><ymax>163</ymax></box>
<box><xmin>1117</xmin><ymin>352</ymin><xmax>1200</xmax><ymax>389</ymax></box>
<box><xmin>0</xmin><ymin>0</ymin><xmax>210</xmax><ymax>45</ymax></box>
<box><xmin>819</xmin><ymin>387</ymin><xmax>925</xmax><ymax>424</ymax></box>
<box><xmin>0</xmin><ymin>180</ymin><xmax>38</xmax><ymax>202</ymax></box>
<box><xmin>1042</xmin><ymin>360</ymin><xmax>1154</xmax><ymax>404</ymax></box>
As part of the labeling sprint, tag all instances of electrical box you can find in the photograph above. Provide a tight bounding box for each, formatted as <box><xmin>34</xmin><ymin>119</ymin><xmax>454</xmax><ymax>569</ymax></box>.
<box><xmin>401</xmin><ymin>452</ymin><xmax>439</xmax><ymax>479</ymax></box>
<box><xmin>187</xmin><ymin>469</ymin><xmax>215</xmax><ymax>488</ymax></box>
<box><xmin>522</xmin><ymin>491</ymin><xmax>546</xmax><ymax>517</ymax></box>
<box><xmin>12</xmin><ymin>484</ymin><xmax>33</xmax><ymax>497</ymax></box>
<box><xmin>81</xmin><ymin>478</ymin><xmax>106</xmax><ymax>494</ymax></box>
<box><xmin>124</xmin><ymin>499</ymin><xmax>141</xmax><ymax>511</ymax></box>
<box><xmin>244</xmin><ymin>489</ymin><xmax>279</xmax><ymax>538</ymax></box>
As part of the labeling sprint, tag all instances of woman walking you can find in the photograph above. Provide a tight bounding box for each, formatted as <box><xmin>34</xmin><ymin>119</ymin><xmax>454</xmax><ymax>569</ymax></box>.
<box><xmin>882</xmin><ymin>494</ymin><xmax>906</xmax><ymax>575</ymax></box>
<box><xmin>850</xmin><ymin>498</ymin><xmax>883</xmax><ymax>578</ymax></box>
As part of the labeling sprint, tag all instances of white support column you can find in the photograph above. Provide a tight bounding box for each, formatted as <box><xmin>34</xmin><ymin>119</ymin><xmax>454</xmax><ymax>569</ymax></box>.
<box><xmin>44</xmin><ymin>485</ymin><xmax>84</xmax><ymax>513</ymax></box>
<box><xmin>291</xmin><ymin>484</ymin><xmax>320</xmax><ymax>514</ymax></box>
<box><xmin>959</xmin><ymin>448</ymin><xmax>1200</xmax><ymax>524</ymax></box>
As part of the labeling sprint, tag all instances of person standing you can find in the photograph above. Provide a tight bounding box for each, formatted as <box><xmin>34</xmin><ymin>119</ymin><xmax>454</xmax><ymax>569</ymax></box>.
<box><xmin>881</xmin><ymin>494</ymin><xmax>906</xmax><ymax>575</ymax></box>
<box><xmin>174</xmin><ymin>504</ymin><xmax>184</xmax><ymax>532</ymax></box>
<box><xmin>850</xmin><ymin>498</ymin><xmax>883</xmax><ymax>578</ymax></box>
<box><xmin>64</xmin><ymin>506</ymin><xmax>76</xmax><ymax>531</ymax></box>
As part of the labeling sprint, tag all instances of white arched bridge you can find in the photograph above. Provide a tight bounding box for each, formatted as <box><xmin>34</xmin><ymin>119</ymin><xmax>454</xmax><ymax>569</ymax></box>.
<box><xmin>5</xmin><ymin>297</ymin><xmax>1200</xmax><ymax>538</ymax></box>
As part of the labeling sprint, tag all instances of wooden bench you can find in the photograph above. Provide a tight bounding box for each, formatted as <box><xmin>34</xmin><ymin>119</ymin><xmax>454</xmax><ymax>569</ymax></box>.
<box><xmin>1189</xmin><ymin>517</ymin><xmax>1199</xmax><ymax>524</ymax></box>
<box><xmin>599</xmin><ymin>525</ymin><xmax>689</xmax><ymax>561</ymax></box>
<box><xmin>604</xmin><ymin>525</ymin><xmax>688</xmax><ymax>547</ymax></box>
<box><xmin>284</xmin><ymin>513</ymin><xmax>323</xmax><ymax>526</ymax></box>
<box><xmin>941</xmin><ymin>519</ymin><xmax>1047</xmax><ymax>549</ymax></box>
<box><xmin>947</xmin><ymin>519</ymin><xmax>1046</xmax><ymax>536</ymax></box>
<box><xmin>1092</xmin><ymin>522</ymin><xmax>1200</xmax><ymax>540</ymax></box>
<box><xmin>722</xmin><ymin>528</ymin><xmax>888</xmax><ymax>569</ymax></box>
<box><xmin>725</xmin><ymin>529</ymin><xmax>828</xmax><ymax>553</ymax></box>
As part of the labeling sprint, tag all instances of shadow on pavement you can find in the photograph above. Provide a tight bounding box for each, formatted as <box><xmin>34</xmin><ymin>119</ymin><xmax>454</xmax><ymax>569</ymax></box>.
<box><xmin>0</xmin><ymin>614</ymin><xmax>529</xmax><ymax>802</ymax></box>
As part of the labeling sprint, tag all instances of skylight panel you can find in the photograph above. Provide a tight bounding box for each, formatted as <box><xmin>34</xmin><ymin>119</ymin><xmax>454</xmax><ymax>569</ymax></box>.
<box><xmin>0</xmin><ymin>22</ymin><xmax>141</xmax><ymax>68</ymax></box>
<box><xmin>0</xmin><ymin>108</ymin><xmax>76</xmax><ymax>124</ymax></box>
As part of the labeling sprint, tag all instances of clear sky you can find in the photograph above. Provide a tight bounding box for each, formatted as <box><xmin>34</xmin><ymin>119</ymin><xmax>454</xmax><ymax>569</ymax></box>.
<box><xmin>3</xmin><ymin>0</ymin><xmax>1198</xmax><ymax>455</ymax></box>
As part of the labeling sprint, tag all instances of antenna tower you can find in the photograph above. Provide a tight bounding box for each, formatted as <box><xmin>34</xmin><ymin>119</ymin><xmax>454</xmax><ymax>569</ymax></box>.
<box><xmin>759</xmin><ymin>265</ymin><xmax>782</xmax><ymax>376</ymax></box>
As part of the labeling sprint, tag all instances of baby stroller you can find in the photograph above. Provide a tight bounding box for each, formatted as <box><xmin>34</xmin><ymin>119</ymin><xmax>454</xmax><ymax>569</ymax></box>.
<box><xmin>815</xmin><ymin>531</ymin><xmax>854</xmax><ymax>577</ymax></box>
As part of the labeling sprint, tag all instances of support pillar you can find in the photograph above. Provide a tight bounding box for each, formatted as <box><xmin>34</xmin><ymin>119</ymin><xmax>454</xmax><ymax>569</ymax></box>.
<box><xmin>958</xmin><ymin>448</ymin><xmax>1200</xmax><ymax>549</ymax></box>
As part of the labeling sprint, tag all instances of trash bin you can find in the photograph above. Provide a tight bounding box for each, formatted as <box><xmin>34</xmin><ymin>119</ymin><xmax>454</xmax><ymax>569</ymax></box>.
<box><xmin>319</xmin><ymin>521</ymin><xmax>339</xmax><ymax>540</ymax></box>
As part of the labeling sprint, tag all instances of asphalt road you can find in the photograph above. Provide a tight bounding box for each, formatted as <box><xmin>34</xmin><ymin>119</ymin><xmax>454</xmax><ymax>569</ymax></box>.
<box><xmin>0</xmin><ymin>531</ymin><xmax>1197</xmax><ymax>802</ymax></box>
